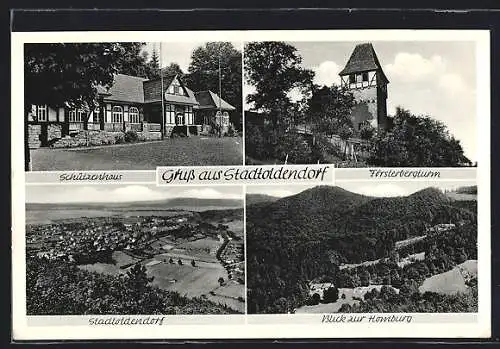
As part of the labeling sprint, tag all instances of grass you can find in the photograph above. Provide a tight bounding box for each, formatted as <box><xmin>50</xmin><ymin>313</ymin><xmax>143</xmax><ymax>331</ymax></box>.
<box><xmin>419</xmin><ymin>260</ymin><xmax>477</xmax><ymax>295</ymax></box>
<box><xmin>30</xmin><ymin>136</ymin><xmax>243</xmax><ymax>170</ymax></box>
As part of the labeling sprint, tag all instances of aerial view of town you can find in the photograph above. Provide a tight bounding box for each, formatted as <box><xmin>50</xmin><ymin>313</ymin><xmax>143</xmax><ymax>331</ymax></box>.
<box><xmin>26</xmin><ymin>185</ymin><xmax>245</xmax><ymax>315</ymax></box>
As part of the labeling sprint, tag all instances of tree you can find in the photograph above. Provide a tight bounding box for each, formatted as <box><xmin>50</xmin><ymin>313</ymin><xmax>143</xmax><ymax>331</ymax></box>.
<box><xmin>162</xmin><ymin>63</ymin><xmax>184</xmax><ymax>79</ymax></box>
<box><xmin>191</xmin><ymin>259</ymin><xmax>196</xmax><ymax>267</ymax></box>
<box><xmin>146</xmin><ymin>49</ymin><xmax>161</xmax><ymax>79</ymax></box>
<box><xmin>338</xmin><ymin>124</ymin><xmax>355</xmax><ymax>159</ymax></box>
<box><xmin>178</xmin><ymin>259</ymin><xmax>183</xmax><ymax>265</ymax></box>
<box><xmin>115</xmin><ymin>43</ymin><xmax>149</xmax><ymax>78</ymax></box>
<box><xmin>185</xmin><ymin>42</ymin><xmax>242</xmax><ymax>129</ymax></box>
<box><xmin>368</xmin><ymin>107</ymin><xmax>471</xmax><ymax>166</ymax></box>
<box><xmin>126</xmin><ymin>264</ymin><xmax>154</xmax><ymax>296</ymax></box>
<box><xmin>274</xmin><ymin>131</ymin><xmax>313</xmax><ymax>164</ymax></box>
<box><xmin>308</xmin><ymin>85</ymin><xmax>355</xmax><ymax>138</ymax></box>
<box><xmin>309</xmin><ymin>293</ymin><xmax>321</xmax><ymax>305</ymax></box>
<box><xmin>24</xmin><ymin>43</ymin><xmax>129</xmax><ymax>170</ymax></box>
<box><xmin>359</xmin><ymin>123</ymin><xmax>376</xmax><ymax>140</ymax></box>
<box><xmin>360</xmin><ymin>270</ymin><xmax>371</xmax><ymax>287</ymax></box>
<box><xmin>244</xmin><ymin>41</ymin><xmax>314</xmax><ymax>133</ymax></box>
<box><xmin>323</xmin><ymin>286</ymin><xmax>339</xmax><ymax>303</ymax></box>
<box><xmin>169</xmin><ymin>257</ymin><xmax>174</xmax><ymax>264</ymax></box>
<box><xmin>218</xmin><ymin>277</ymin><xmax>225</xmax><ymax>286</ymax></box>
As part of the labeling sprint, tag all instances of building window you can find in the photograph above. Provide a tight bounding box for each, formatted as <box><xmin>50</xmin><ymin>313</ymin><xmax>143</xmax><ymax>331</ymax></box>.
<box><xmin>68</xmin><ymin>109</ymin><xmax>85</xmax><ymax>123</ymax></box>
<box><xmin>92</xmin><ymin>108</ymin><xmax>100</xmax><ymax>123</ymax></box>
<box><xmin>168</xmin><ymin>80</ymin><xmax>185</xmax><ymax>96</ymax></box>
<box><xmin>185</xmin><ymin>105</ymin><xmax>193</xmax><ymax>125</ymax></box>
<box><xmin>349</xmin><ymin>75</ymin><xmax>355</xmax><ymax>84</ymax></box>
<box><xmin>112</xmin><ymin>106</ymin><xmax>123</xmax><ymax>123</ymax></box>
<box><xmin>36</xmin><ymin>105</ymin><xmax>48</xmax><ymax>121</ymax></box>
<box><xmin>129</xmin><ymin>107</ymin><xmax>140</xmax><ymax>124</ymax></box>
<box><xmin>362</xmin><ymin>72</ymin><xmax>369</xmax><ymax>82</ymax></box>
<box><xmin>165</xmin><ymin>104</ymin><xmax>176</xmax><ymax>124</ymax></box>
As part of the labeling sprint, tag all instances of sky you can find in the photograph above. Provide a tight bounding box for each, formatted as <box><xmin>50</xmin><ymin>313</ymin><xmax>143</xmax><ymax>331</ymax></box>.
<box><xmin>244</xmin><ymin>41</ymin><xmax>478</xmax><ymax>162</ymax></box>
<box><xmin>246</xmin><ymin>180</ymin><xmax>477</xmax><ymax>199</ymax></box>
<box><xmin>143</xmin><ymin>41</ymin><xmax>242</xmax><ymax>72</ymax></box>
<box><xmin>26</xmin><ymin>185</ymin><xmax>243</xmax><ymax>204</ymax></box>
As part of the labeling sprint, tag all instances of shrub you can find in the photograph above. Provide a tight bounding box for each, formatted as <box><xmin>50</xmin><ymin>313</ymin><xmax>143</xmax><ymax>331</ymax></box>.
<box><xmin>245</xmin><ymin>123</ymin><xmax>267</xmax><ymax>159</ymax></box>
<box><xmin>359</xmin><ymin>123</ymin><xmax>375</xmax><ymax>140</ymax></box>
<box><xmin>274</xmin><ymin>132</ymin><xmax>313</xmax><ymax>164</ymax></box>
<box><xmin>124</xmin><ymin>130</ymin><xmax>139</xmax><ymax>143</ymax></box>
<box><xmin>226</xmin><ymin>123</ymin><xmax>237</xmax><ymax>137</ymax></box>
<box><xmin>210</xmin><ymin>123</ymin><xmax>223</xmax><ymax>137</ymax></box>
<box><xmin>307</xmin><ymin>293</ymin><xmax>321</xmax><ymax>306</ymax></box>
<box><xmin>323</xmin><ymin>286</ymin><xmax>339</xmax><ymax>304</ymax></box>
<box><xmin>114</xmin><ymin>134</ymin><xmax>125</xmax><ymax>144</ymax></box>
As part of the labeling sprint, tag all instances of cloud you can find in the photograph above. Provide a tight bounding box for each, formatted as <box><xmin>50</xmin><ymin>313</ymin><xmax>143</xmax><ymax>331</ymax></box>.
<box><xmin>182</xmin><ymin>188</ymin><xmax>242</xmax><ymax>200</ymax></box>
<box><xmin>264</xmin><ymin>189</ymin><xmax>295</xmax><ymax>198</ymax></box>
<box><xmin>313</xmin><ymin>61</ymin><xmax>341</xmax><ymax>86</ymax></box>
<box><xmin>385</xmin><ymin>53</ymin><xmax>445</xmax><ymax>83</ymax></box>
<box><xmin>384</xmin><ymin>51</ymin><xmax>477</xmax><ymax>161</ymax></box>
<box><xmin>354</xmin><ymin>184</ymin><xmax>409</xmax><ymax>197</ymax></box>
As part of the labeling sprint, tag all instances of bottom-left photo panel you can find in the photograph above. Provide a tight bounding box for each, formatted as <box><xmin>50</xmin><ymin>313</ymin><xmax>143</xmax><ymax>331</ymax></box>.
<box><xmin>25</xmin><ymin>184</ymin><xmax>246</xmax><ymax>315</ymax></box>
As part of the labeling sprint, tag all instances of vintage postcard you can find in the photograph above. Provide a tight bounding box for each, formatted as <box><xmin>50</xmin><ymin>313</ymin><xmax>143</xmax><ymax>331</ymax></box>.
<box><xmin>11</xmin><ymin>29</ymin><xmax>491</xmax><ymax>340</ymax></box>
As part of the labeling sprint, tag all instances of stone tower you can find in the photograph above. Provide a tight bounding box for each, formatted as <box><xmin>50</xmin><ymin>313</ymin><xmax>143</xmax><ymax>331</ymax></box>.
<box><xmin>339</xmin><ymin>43</ymin><xmax>389</xmax><ymax>131</ymax></box>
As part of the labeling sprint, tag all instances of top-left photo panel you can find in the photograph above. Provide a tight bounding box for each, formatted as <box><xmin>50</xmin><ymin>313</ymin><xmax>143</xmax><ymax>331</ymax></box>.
<box><xmin>23</xmin><ymin>41</ymin><xmax>243</xmax><ymax>171</ymax></box>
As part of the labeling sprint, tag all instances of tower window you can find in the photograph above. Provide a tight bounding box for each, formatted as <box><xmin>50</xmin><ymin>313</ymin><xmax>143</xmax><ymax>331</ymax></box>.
<box><xmin>362</xmin><ymin>72</ymin><xmax>369</xmax><ymax>82</ymax></box>
<box><xmin>349</xmin><ymin>74</ymin><xmax>355</xmax><ymax>84</ymax></box>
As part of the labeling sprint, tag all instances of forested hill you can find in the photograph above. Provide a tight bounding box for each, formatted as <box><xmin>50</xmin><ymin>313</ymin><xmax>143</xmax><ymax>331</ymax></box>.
<box><xmin>247</xmin><ymin>186</ymin><xmax>371</xmax><ymax>235</ymax></box>
<box><xmin>343</xmin><ymin>187</ymin><xmax>475</xmax><ymax>239</ymax></box>
<box><xmin>246</xmin><ymin>185</ymin><xmax>477</xmax><ymax>314</ymax></box>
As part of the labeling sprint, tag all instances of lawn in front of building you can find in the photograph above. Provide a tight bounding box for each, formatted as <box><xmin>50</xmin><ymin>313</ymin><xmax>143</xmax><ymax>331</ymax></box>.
<box><xmin>30</xmin><ymin>136</ymin><xmax>243</xmax><ymax>170</ymax></box>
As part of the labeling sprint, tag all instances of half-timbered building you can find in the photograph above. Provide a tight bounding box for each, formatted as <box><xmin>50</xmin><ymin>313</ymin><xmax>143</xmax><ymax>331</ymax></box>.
<box><xmin>27</xmin><ymin>73</ymin><xmax>236</xmax><ymax>147</ymax></box>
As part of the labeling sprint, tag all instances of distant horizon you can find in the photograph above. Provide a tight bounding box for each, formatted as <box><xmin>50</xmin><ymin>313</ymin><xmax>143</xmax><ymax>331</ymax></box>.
<box><xmin>26</xmin><ymin>197</ymin><xmax>244</xmax><ymax>205</ymax></box>
<box><xmin>26</xmin><ymin>185</ymin><xmax>243</xmax><ymax>204</ymax></box>
<box><xmin>246</xmin><ymin>182</ymin><xmax>477</xmax><ymax>199</ymax></box>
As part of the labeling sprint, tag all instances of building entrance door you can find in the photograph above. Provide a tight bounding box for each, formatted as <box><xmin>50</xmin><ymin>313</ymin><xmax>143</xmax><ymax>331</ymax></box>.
<box><xmin>176</xmin><ymin>113</ymin><xmax>184</xmax><ymax>125</ymax></box>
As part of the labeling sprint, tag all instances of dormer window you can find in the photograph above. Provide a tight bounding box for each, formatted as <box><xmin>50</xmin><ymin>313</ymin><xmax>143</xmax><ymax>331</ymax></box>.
<box><xmin>168</xmin><ymin>78</ymin><xmax>186</xmax><ymax>96</ymax></box>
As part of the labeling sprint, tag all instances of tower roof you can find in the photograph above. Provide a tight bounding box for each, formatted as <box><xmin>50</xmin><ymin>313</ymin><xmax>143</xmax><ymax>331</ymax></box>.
<box><xmin>339</xmin><ymin>43</ymin><xmax>389</xmax><ymax>83</ymax></box>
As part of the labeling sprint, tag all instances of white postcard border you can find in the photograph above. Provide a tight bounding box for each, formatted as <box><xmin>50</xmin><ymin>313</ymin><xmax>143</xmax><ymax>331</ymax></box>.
<box><xmin>12</xmin><ymin>29</ymin><xmax>491</xmax><ymax>340</ymax></box>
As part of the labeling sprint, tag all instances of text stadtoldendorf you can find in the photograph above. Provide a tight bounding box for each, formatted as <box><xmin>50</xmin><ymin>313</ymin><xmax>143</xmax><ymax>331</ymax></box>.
<box><xmin>160</xmin><ymin>166</ymin><xmax>330</xmax><ymax>184</ymax></box>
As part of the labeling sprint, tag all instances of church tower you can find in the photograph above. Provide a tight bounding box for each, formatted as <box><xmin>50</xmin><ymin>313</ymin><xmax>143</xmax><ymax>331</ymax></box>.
<box><xmin>339</xmin><ymin>43</ymin><xmax>389</xmax><ymax>131</ymax></box>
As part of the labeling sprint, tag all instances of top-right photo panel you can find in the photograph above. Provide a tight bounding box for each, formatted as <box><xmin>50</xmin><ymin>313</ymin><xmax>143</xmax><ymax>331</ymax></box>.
<box><xmin>244</xmin><ymin>41</ymin><xmax>479</xmax><ymax>167</ymax></box>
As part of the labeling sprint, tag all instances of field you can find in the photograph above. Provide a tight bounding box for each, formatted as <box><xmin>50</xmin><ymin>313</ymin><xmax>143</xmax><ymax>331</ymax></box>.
<box><xmin>446</xmin><ymin>192</ymin><xmax>478</xmax><ymax>201</ymax></box>
<box><xmin>419</xmin><ymin>260</ymin><xmax>477</xmax><ymax>295</ymax></box>
<box><xmin>31</xmin><ymin>136</ymin><xmax>243</xmax><ymax>170</ymax></box>
<box><xmin>78</xmin><ymin>262</ymin><xmax>125</xmax><ymax>276</ymax></box>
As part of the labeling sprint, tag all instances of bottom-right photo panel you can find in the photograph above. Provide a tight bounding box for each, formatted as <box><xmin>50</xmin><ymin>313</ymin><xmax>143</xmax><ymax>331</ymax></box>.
<box><xmin>246</xmin><ymin>180</ymin><xmax>477</xmax><ymax>314</ymax></box>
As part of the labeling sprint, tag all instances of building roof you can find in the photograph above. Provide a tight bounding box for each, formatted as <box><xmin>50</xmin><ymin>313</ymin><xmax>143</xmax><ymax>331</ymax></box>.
<box><xmin>98</xmin><ymin>74</ymin><xmax>148</xmax><ymax>103</ymax></box>
<box><xmin>194</xmin><ymin>90</ymin><xmax>236</xmax><ymax>111</ymax></box>
<box><xmin>143</xmin><ymin>75</ymin><xmax>199</xmax><ymax>105</ymax></box>
<box><xmin>339</xmin><ymin>43</ymin><xmax>389</xmax><ymax>83</ymax></box>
